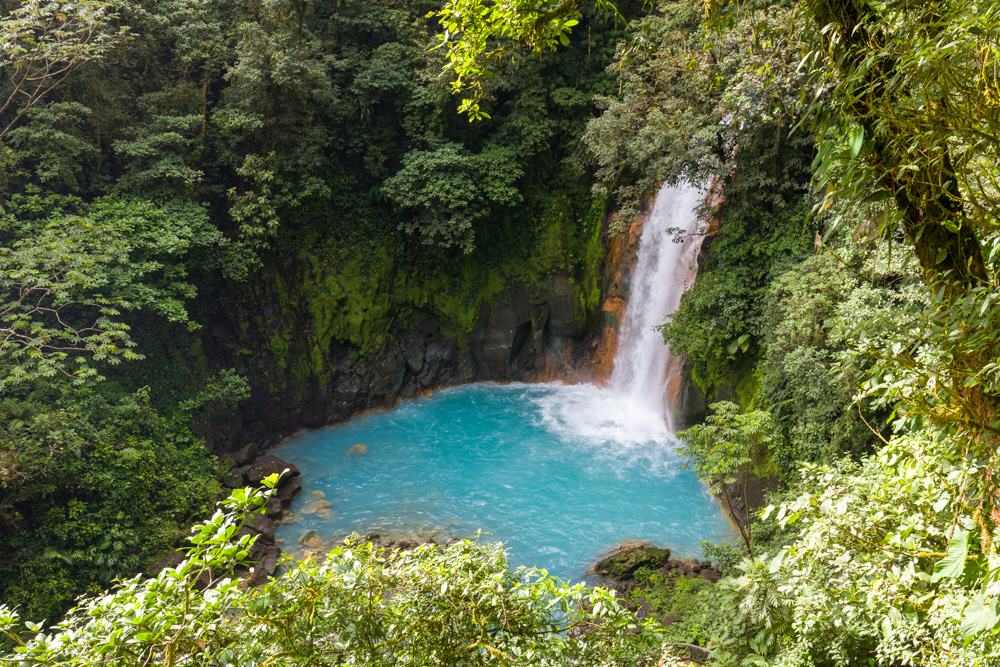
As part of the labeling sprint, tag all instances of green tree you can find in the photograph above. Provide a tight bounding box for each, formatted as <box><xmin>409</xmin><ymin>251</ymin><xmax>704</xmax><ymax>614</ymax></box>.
<box><xmin>6</xmin><ymin>102</ymin><xmax>98</xmax><ymax>191</ymax></box>
<box><xmin>0</xmin><ymin>191</ymin><xmax>221</xmax><ymax>387</ymax></box>
<box><xmin>677</xmin><ymin>401</ymin><xmax>775</xmax><ymax>554</ymax></box>
<box><xmin>382</xmin><ymin>142</ymin><xmax>523</xmax><ymax>253</ymax></box>
<box><xmin>429</xmin><ymin>0</ymin><xmax>621</xmax><ymax>119</ymax></box>
<box><xmin>114</xmin><ymin>114</ymin><xmax>205</xmax><ymax>199</ymax></box>
<box><xmin>0</xmin><ymin>1</ymin><xmax>126</xmax><ymax>141</ymax></box>
<box><xmin>0</xmin><ymin>386</ymin><xmax>223</xmax><ymax>621</ymax></box>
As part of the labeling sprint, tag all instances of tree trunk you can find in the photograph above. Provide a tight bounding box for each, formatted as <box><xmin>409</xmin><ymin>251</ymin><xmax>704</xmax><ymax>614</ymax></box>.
<box><xmin>722</xmin><ymin>483</ymin><xmax>752</xmax><ymax>555</ymax></box>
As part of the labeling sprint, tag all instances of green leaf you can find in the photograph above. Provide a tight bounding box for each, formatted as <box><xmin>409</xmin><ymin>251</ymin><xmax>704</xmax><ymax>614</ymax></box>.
<box><xmin>862</xmin><ymin>189</ymin><xmax>893</xmax><ymax>204</ymax></box>
<box><xmin>961</xmin><ymin>594</ymin><xmax>999</xmax><ymax>637</ymax></box>
<box><xmin>849</xmin><ymin>126</ymin><xmax>864</xmax><ymax>159</ymax></box>
<box><xmin>932</xmin><ymin>528</ymin><xmax>968</xmax><ymax>582</ymax></box>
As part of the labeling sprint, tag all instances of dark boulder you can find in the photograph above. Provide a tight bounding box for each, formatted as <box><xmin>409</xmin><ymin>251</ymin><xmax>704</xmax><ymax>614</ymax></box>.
<box><xmin>242</xmin><ymin>454</ymin><xmax>300</xmax><ymax>485</ymax></box>
<box><xmin>246</xmin><ymin>534</ymin><xmax>270</xmax><ymax>561</ymax></box>
<box><xmin>406</xmin><ymin>340</ymin><xmax>426</xmax><ymax>374</ymax></box>
<box><xmin>251</xmin><ymin>514</ymin><xmax>275</xmax><ymax>544</ymax></box>
<box><xmin>592</xmin><ymin>545</ymin><xmax>671</xmax><ymax>580</ymax></box>
<box><xmin>222</xmin><ymin>468</ymin><xmax>246</xmax><ymax>489</ymax></box>
<box><xmin>425</xmin><ymin>339</ymin><xmax>455</xmax><ymax>366</ymax></box>
<box><xmin>220</xmin><ymin>443</ymin><xmax>258</xmax><ymax>469</ymax></box>
<box><xmin>245</xmin><ymin>545</ymin><xmax>281</xmax><ymax>588</ymax></box>
<box><xmin>333</xmin><ymin>379</ymin><xmax>360</xmax><ymax>404</ymax></box>
<box><xmin>264</xmin><ymin>497</ymin><xmax>283</xmax><ymax>520</ymax></box>
<box><xmin>233</xmin><ymin>443</ymin><xmax>259</xmax><ymax>466</ymax></box>
<box><xmin>277</xmin><ymin>477</ymin><xmax>302</xmax><ymax>508</ymax></box>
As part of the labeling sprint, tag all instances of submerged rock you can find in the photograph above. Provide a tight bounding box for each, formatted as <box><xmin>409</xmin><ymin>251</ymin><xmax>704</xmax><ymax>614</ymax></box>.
<box><xmin>348</xmin><ymin>444</ymin><xmax>368</xmax><ymax>456</ymax></box>
<box><xmin>300</xmin><ymin>499</ymin><xmax>332</xmax><ymax>516</ymax></box>
<box><xmin>299</xmin><ymin>530</ymin><xmax>324</xmax><ymax>548</ymax></box>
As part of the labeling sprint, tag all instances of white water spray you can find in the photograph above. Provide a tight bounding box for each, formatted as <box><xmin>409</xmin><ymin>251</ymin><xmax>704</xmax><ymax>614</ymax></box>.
<box><xmin>609</xmin><ymin>182</ymin><xmax>706</xmax><ymax>431</ymax></box>
<box><xmin>535</xmin><ymin>182</ymin><xmax>706</xmax><ymax>448</ymax></box>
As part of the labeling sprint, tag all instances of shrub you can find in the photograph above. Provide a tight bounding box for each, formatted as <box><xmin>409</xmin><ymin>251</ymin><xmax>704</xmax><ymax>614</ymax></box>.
<box><xmin>0</xmin><ymin>482</ymin><xmax>667</xmax><ymax>666</ymax></box>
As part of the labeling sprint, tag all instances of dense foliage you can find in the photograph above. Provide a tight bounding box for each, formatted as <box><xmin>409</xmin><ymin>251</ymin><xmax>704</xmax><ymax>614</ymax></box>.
<box><xmin>0</xmin><ymin>0</ymin><xmax>638</xmax><ymax>622</ymax></box>
<box><xmin>1</xmin><ymin>481</ymin><xmax>667</xmax><ymax>666</ymax></box>
<box><xmin>4</xmin><ymin>0</ymin><xmax>1000</xmax><ymax>665</ymax></box>
<box><xmin>430</xmin><ymin>0</ymin><xmax>623</xmax><ymax>119</ymax></box>
<box><xmin>584</xmin><ymin>1</ymin><xmax>1000</xmax><ymax>664</ymax></box>
<box><xmin>0</xmin><ymin>386</ymin><xmax>223</xmax><ymax>621</ymax></box>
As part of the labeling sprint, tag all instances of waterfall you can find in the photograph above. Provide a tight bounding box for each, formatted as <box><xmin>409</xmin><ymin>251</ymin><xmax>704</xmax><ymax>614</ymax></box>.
<box><xmin>507</xmin><ymin>181</ymin><xmax>706</xmax><ymax>447</ymax></box>
<box><xmin>609</xmin><ymin>182</ymin><xmax>706</xmax><ymax>431</ymax></box>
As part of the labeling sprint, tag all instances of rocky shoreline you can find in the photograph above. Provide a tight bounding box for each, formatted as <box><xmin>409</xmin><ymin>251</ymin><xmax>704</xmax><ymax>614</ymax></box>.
<box><xmin>587</xmin><ymin>541</ymin><xmax>721</xmax><ymax>664</ymax></box>
<box><xmin>590</xmin><ymin>540</ymin><xmax>720</xmax><ymax>602</ymax></box>
<box><xmin>215</xmin><ymin>445</ymin><xmax>303</xmax><ymax>585</ymax></box>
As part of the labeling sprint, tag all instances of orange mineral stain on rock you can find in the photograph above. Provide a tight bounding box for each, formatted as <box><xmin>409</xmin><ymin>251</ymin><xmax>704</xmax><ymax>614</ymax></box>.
<box><xmin>584</xmin><ymin>205</ymin><xmax>649</xmax><ymax>383</ymax></box>
<box><xmin>590</xmin><ymin>296</ymin><xmax>626</xmax><ymax>382</ymax></box>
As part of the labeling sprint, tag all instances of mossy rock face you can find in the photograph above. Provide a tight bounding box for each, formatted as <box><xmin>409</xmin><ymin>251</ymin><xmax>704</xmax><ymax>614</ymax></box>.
<box><xmin>593</xmin><ymin>546</ymin><xmax>671</xmax><ymax>580</ymax></box>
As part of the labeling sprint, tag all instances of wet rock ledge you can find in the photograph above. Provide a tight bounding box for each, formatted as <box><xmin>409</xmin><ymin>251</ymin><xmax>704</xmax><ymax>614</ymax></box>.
<box><xmin>216</xmin><ymin>444</ymin><xmax>303</xmax><ymax>586</ymax></box>
<box><xmin>564</xmin><ymin>542</ymin><xmax>720</xmax><ymax>664</ymax></box>
<box><xmin>589</xmin><ymin>541</ymin><xmax>720</xmax><ymax>623</ymax></box>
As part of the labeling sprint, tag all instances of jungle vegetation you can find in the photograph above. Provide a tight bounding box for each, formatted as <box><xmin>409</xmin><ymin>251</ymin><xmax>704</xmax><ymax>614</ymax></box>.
<box><xmin>0</xmin><ymin>0</ymin><xmax>636</xmax><ymax>623</ymax></box>
<box><xmin>2</xmin><ymin>0</ymin><xmax>1000</xmax><ymax>665</ymax></box>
